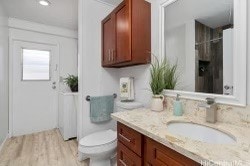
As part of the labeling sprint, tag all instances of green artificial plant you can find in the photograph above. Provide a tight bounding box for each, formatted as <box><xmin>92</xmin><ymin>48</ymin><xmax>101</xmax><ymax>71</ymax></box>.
<box><xmin>150</xmin><ymin>56</ymin><xmax>178</xmax><ymax>96</ymax></box>
<box><xmin>163</xmin><ymin>59</ymin><xmax>178</xmax><ymax>90</ymax></box>
<box><xmin>150</xmin><ymin>57</ymin><xmax>165</xmax><ymax>95</ymax></box>
<box><xmin>64</xmin><ymin>74</ymin><xmax>78</xmax><ymax>92</ymax></box>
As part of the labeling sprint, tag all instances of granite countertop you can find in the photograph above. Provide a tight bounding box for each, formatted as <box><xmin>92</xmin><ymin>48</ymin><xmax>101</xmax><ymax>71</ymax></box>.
<box><xmin>111</xmin><ymin>108</ymin><xmax>250</xmax><ymax>165</ymax></box>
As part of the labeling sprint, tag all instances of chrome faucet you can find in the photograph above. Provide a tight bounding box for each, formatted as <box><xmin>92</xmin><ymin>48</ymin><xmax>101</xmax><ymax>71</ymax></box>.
<box><xmin>199</xmin><ymin>98</ymin><xmax>217</xmax><ymax>123</ymax></box>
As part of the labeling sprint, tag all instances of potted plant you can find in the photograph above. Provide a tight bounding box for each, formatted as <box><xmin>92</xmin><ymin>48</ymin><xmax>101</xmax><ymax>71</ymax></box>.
<box><xmin>64</xmin><ymin>74</ymin><xmax>78</xmax><ymax>92</ymax></box>
<box><xmin>150</xmin><ymin>57</ymin><xmax>178</xmax><ymax>112</ymax></box>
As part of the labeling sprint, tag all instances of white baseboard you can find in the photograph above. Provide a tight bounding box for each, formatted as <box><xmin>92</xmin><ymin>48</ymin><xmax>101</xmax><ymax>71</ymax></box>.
<box><xmin>0</xmin><ymin>134</ymin><xmax>9</xmax><ymax>153</ymax></box>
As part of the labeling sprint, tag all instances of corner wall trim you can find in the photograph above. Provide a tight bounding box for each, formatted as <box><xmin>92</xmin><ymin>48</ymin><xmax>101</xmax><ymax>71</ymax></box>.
<box><xmin>8</xmin><ymin>18</ymin><xmax>78</xmax><ymax>39</ymax></box>
<box><xmin>92</xmin><ymin>0</ymin><xmax>116</xmax><ymax>7</ymax></box>
<box><xmin>0</xmin><ymin>134</ymin><xmax>9</xmax><ymax>153</ymax></box>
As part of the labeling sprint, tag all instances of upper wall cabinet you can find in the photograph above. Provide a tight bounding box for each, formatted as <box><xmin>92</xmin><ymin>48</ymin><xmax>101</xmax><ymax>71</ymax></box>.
<box><xmin>102</xmin><ymin>14</ymin><xmax>115</xmax><ymax>66</ymax></box>
<box><xmin>102</xmin><ymin>0</ymin><xmax>151</xmax><ymax>68</ymax></box>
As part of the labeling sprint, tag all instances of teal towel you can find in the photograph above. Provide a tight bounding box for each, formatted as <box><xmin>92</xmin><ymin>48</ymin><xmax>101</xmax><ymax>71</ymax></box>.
<box><xmin>90</xmin><ymin>95</ymin><xmax>114</xmax><ymax>123</ymax></box>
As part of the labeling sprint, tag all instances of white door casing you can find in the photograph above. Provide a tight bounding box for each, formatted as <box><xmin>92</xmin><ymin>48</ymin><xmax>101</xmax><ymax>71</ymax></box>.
<box><xmin>11</xmin><ymin>41</ymin><xmax>59</xmax><ymax>136</ymax></box>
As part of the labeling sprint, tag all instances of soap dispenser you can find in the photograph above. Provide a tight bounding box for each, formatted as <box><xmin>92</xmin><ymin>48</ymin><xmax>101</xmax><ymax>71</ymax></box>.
<box><xmin>173</xmin><ymin>94</ymin><xmax>183</xmax><ymax>116</ymax></box>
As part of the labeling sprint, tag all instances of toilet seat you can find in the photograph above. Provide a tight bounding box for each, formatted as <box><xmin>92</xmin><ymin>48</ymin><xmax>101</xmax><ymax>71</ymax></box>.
<box><xmin>79</xmin><ymin>129</ymin><xmax>117</xmax><ymax>156</ymax></box>
<box><xmin>80</xmin><ymin>129</ymin><xmax>117</xmax><ymax>147</ymax></box>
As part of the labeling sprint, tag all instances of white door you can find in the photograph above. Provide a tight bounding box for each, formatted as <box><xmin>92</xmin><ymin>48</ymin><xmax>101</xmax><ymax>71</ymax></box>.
<box><xmin>12</xmin><ymin>41</ymin><xmax>59</xmax><ymax>136</ymax></box>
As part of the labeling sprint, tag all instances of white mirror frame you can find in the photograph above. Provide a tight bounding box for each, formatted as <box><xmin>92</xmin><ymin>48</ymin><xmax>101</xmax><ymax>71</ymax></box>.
<box><xmin>159</xmin><ymin>0</ymin><xmax>247</xmax><ymax>107</ymax></box>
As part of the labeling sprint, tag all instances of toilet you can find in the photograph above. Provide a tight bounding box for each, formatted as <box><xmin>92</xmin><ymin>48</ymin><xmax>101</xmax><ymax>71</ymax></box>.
<box><xmin>78</xmin><ymin>101</ymin><xmax>143</xmax><ymax>166</ymax></box>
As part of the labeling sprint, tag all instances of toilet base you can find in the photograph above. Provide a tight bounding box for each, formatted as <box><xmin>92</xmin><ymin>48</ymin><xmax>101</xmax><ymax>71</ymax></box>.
<box><xmin>78</xmin><ymin>151</ymin><xmax>117</xmax><ymax>166</ymax></box>
<box><xmin>78</xmin><ymin>129</ymin><xmax>117</xmax><ymax>166</ymax></box>
<box><xmin>90</xmin><ymin>158</ymin><xmax>110</xmax><ymax>166</ymax></box>
<box><xmin>78</xmin><ymin>152</ymin><xmax>88</xmax><ymax>161</ymax></box>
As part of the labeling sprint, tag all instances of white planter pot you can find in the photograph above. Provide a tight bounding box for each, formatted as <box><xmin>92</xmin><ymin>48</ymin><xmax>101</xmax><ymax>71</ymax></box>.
<box><xmin>151</xmin><ymin>95</ymin><xmax>164</xmax><ymax>112</ymax></box>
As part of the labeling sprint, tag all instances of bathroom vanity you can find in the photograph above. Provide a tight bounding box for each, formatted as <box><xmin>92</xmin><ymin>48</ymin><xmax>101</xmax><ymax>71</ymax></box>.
<box><xmin>112</xmin><ymin>107</ymin><xmax>250</xmax><ymax>166</ymax></box>
<box><xmin>111</xmin><ymin>0</ymin><xmax>250</xmax><ymax>164</ymax></box>
<box><xmin>117</xmin><ymin>122</ymin><xmax>198</xmax><ymax>166</ymax></box>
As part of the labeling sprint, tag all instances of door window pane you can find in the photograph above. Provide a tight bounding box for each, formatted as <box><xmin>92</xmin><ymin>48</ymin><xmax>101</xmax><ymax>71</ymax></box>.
<box><xmin>22</xmin><ymin>49</ymin><xmax>50</xmax><ymax>81</ymax></box>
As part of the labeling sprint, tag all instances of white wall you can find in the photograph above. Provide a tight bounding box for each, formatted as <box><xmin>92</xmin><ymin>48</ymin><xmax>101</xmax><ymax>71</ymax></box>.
<box><xmin>78</xmin><ymin>2</ymin><xmax>161</xmax><ymax>135</ymax></box>
<box><xmin>165</xmin><ymin>25</ymin><xmax>186</xmax><ymax>88</ymax></box>
<box><xmin>117</xmin><ymin>0</ymin><xmax>160</xmax><ymax>108</ymax></box>
<box><xmin>78</xmin><ymin>0</ymin><xmax>119</xmax><ymax>138</ymax></box>
<box><xmin>78</xmin><ymin>0</ymin><xmax>250</xmax><ymax>140</ymax></box>
<box><xmin>118</xmin><ymin>65</ymin><xmax>151</xmax><ymax>107</ymax></box>
<box><xmin>184</xmin><ymin>20</ymin><xmax>196</xmax><ymax>92</ymax></box>
<box><xmin>164</xmin><ymin>20</ymin><xmax>196</xmax><ymax>92</ymax></box>
<box><xmin>116</xmin><ymin>0</ymin><xmax>250</xmax><ymax>111</ymax></box>
<box><xmin>9</xmin><ymin>24</ymin><xmax>78</xmax><ymax>92</ymax></box>
<box><xmin>0</xmin><ymin>1</ymin><xmax>9</xmax><ymax>146</ymax></box>
<box><xmin>8</xmin><ymin>21</ymin><xmax>78</xmax><ymax>136</ymax></box>
<box><xmin>247</xmin><ymin>1</ymin><xmax>250</xmax><ymax>105</ymax></box>
<box><xmin>78</xmin><ymin>0</ymin><xmax>160</xmax><ymax>139</ymax></box>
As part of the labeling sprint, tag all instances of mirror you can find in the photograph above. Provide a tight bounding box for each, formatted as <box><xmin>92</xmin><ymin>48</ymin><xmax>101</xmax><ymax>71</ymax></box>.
<box><xmin>160</xmin><ymin>0</ymin><xmax>247</xmax><ymax>106</ymax></box>
<box><xmin>164</xmin><ymin>0</ymin><xmax>234</xmax><ymax>96</ymax></box>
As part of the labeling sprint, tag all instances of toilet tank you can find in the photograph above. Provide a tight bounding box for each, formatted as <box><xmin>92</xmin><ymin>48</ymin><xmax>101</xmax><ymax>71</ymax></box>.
<box><xmin>116</xmin><ymin>101</ymin><xmax>143</xmax><ymax>112</ymax></box>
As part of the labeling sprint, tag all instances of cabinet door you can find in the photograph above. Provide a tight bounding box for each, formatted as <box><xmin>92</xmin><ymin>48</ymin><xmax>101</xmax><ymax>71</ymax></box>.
<box><xmin>118</xmin><ymin>141</ymin><xmax>142</xmax><ymax>166</ymax></box>
<box><xmin>114</xmin><ymin>0</ymin><xmax>132</xmax><ymax>63</ymax></box>
<box><xmin>118</xmin><ymin>122</ymin><xmax>142</xmax><ymax>157</ymax></box>
<box><xmin>102</xmin><ymin>15</ymin><xmax>115</xmax><ymax>66</ymax></box>
<box><xmin>145</xmin><ymin>138</ymin><xmax>199</xmax><ymax>166</ymax></box>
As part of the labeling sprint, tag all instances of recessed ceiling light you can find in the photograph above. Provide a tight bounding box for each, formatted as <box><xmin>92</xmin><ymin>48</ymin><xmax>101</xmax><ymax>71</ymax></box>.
<box><xmin>39</xmin><ymin>0</ymin><xmax>51</xmax><ymax>6</ymax></box>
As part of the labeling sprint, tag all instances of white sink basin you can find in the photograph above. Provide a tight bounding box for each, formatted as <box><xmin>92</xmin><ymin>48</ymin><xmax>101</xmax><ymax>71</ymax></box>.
<box><xmin>167</xmin><ymin>122</ymin><xmax>236</xmax><ymax>144</ymax></box>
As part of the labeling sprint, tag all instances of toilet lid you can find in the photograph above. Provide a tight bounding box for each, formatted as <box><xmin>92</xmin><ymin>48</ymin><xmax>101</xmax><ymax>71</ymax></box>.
<box><xmin>116</xmin><ymin>101</ymin><xmax>143</xmax><ymax>110</ymax></box>
<box><xmin>80</xmin><ymin>129</ymin><xmax>117</xmax><ymax>147</ymax></box>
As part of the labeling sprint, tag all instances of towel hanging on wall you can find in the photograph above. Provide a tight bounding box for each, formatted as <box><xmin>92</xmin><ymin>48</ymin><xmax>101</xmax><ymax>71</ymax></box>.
<box><xmin>89</xmin><ymin>95</ymin><xmax>114</xmax><ymax>123</ymax></box>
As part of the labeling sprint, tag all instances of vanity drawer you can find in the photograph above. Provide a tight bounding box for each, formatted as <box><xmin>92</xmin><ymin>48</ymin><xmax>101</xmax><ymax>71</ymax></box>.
<box><xmin>118</xmin><ymin>141</ymin><xmax>142</xmax><ymax>166</ymax></box>
<box><xmin>144</xmin><ymin>137</ymin><xmax>199</xmax><ymax>166</ymax></box>
<box><xmin>117</xmin><ymin>122</ymin><xmax>142</xmax><ymax>156</ymax></box>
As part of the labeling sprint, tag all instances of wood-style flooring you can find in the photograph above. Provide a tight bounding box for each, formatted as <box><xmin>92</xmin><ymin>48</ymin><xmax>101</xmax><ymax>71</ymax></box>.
<box><xmin>0</xmin><ymin>129</ymin><xmax>89</xmax><ymax>166</ymax></box>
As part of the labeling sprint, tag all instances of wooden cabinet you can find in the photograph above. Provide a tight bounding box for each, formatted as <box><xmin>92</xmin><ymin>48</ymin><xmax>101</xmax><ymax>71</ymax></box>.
<box><xmin>118</xmin><ymin>141</ymin><xmax>142</xmax><ymax>166</ymax></box>
<box><xmin>117</xmin><ymin>122</ymin><xmax>199</xmax><ymax>166</ymax></box>
<box><xmin>102</xmin><ymin>14</ymin><xmax>115</xmax><ymax>66</ymax></box>
<box><xmin>118</xmin><ymin>122</ymin><xmax>142</xmax><ymax>156</ymax></box>
<box><xmin>117</xmin><ymin>122</ymin><xmax>142</xmax><ymax>166</ymax></box>
<box><xmin>114</xmin><ymin>0</ymin><xmax>131</xmax><ymax>64</ymax></box>
<box><xmin>144</xmin><ymin>137</ymin><xmax>199</xmax><ymax>166</ymax></box>
<box><xmin>102</xmin><ymin>0</ymin><xmax>151</xmax><ymax>68</ymax></box>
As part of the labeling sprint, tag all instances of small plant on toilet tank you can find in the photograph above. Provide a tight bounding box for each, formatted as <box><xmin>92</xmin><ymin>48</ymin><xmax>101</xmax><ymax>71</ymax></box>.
<box><xmin>150</xmin><ymin>57</ymin><xmax>178</xmax><ymax>111</ymax></box>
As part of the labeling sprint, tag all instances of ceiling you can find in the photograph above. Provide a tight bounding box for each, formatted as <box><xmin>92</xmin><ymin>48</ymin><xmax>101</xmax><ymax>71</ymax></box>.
<box><xmin>2</xmin><ymin>0</ymin><xmax>78</xmax><ymax>30</ymax></box>
<box><xmin>165</xmin><ymin>0</ymin><xmax>234</xmax><ymax>30</ymax></box>
<box><xmin>2</xmin><ymin>0</ymin><xmax>124</xmax><ymax>31</ymax></box>
<box><xmin>2</xmin><ymin>0</ymin><xmax>233</xmax><ymax>31</ymax></box>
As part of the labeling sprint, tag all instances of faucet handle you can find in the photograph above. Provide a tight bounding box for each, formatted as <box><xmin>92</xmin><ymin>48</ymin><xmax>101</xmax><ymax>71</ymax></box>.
<box><xmin>206</xmin><ymin>97</ymin><xmax>215</xmax><ymax>105</ymax></box>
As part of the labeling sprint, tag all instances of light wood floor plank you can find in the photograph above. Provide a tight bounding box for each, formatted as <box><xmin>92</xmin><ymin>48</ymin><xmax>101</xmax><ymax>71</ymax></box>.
<box><xmin>0</xmin><ymin>129</ymin><xmax>89</xmax><ymax>166</ymax></box>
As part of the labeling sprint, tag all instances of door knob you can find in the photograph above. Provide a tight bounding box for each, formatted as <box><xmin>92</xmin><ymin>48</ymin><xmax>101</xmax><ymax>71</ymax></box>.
<box><xmin>52</xmin><ymin>82</ymin><xmax>56</xmax><ymax>89</ymax></box>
